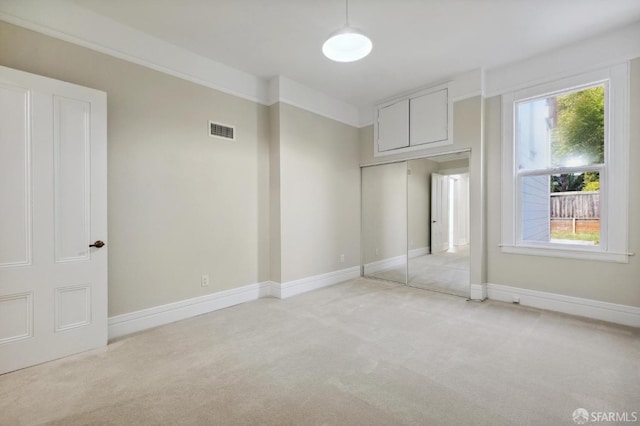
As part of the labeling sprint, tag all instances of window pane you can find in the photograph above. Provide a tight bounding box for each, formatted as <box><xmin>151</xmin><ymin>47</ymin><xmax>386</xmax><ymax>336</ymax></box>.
<box><xmin>521</xmin><ymin>175</ymin><xmax>550</xmax><ymax>242</ymax></box>
<box><xmin>521</xmin><ymin>173</ymin><xmax>600</xmax><ymax>246</ymax></box>
<box><xmin>517</xmin><ymin>86</ymin><xmax>605</xmax><ymax>170</ymax></box>
<box><xmin>550</xmin><ymin>172</ymin><xmax>600</xmax><ymax>246</ymax></box>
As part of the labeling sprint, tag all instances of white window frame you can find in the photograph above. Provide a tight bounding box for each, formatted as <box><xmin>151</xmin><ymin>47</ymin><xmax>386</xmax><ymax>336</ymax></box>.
<box><xmin>501</xmin><ymin>63</ymin><xmax>630</xmax><ymax>263</ymax></box>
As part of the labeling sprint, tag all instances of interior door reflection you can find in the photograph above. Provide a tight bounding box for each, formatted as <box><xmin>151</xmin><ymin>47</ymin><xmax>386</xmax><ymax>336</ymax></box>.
<box><xmin>407</xmin><ymin>156</ymin><xmax>470</xmax><ymax>297</ymax></box>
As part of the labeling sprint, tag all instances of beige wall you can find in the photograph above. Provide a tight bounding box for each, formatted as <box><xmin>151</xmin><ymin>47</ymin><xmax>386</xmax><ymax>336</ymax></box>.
<box><xmin>0</xmin><ymin>22</ymin><xmax>270</xmax><ymax>316</ymax></box>
<box><xmin>484</xmin><ymin>58</ymin><xmax>640</xmax><ymax>307</ymax></box>
<box><xmin>277</xmin><ymin>103</ymin><xmax>360</xmax><ymax>283</ymax></box>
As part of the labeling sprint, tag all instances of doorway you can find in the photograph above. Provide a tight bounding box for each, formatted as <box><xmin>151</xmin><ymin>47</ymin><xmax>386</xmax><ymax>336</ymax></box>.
<box><xmin>408</xmin><ymin>168</ymin><xmax>469</xmax><ymax>297</ymax></box>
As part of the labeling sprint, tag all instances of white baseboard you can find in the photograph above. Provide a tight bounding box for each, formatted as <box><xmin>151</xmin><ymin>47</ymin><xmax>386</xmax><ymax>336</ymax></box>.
<box><xmin>108</xmin><ymin>281</ymin><xmax>271</xmax><ymax>340</ymax></box>
<box><xmin>363</xmin><ymin>255</ymin><xmax>406</xmax><ymax>275</ymax></box>
<box><xmin>272</xmin><ymin>266</ymin><xmax>360</xmax><ymax>299</ymax></box>
<box><xmin>486</xmin><ymin>283</ymin><xmax>640</xmax><ymax>327</ymax></box>
<box><xmin>409</xmin><ymin>247</ymin><xmax>430</xmax><ymax>258</ymax></box>
<box><xmin>363</xmin><ymin>249</ymin><xmax>430</xmax><ymax>276</ymax></box>
<box><xmin>109</xmin><ymin>267</ymin><xmax>363</xmax><ymax>339</ymax></box>
<box><xmin>470</xmin><ymin>284</ymin><xmax>487</xmax><ymax>300</ymax></box>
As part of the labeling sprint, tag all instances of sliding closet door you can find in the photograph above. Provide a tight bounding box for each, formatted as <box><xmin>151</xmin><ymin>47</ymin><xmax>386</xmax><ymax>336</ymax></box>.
<box><xmin>361</xmin><ymin>162</ymin><xmax>407</xmax><ymax>284</ymax></box>
<box><xmin>407</xmin><ymin>155</ymin><xmax>471</xmax><ymax>297</ymax></box>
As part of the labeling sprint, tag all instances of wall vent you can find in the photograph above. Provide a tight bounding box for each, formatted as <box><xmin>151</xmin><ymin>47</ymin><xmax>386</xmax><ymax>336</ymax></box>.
<box><xmin>208</xmin><ymin>121</ymin><xmax>235</xmax><ymax>140</ymax></box>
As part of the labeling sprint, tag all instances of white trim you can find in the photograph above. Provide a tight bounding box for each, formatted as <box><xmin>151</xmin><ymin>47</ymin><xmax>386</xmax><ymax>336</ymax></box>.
<box><xmin>450</xmin><ymin>69</ymin><xmax>483</xmax><ymax>102</ymax></box>
<box><xmin>363</xmin><ymin>254</ymin><xmax>406</xmax><ymax>276</ymax></box>
<box><xmin>360</xmin><ymin>148</ymin><xmax>471</xmax><ymax>168</ymax></box>
<box><xmin>470</xmin><ymin>284</ymin><xmax>487</xmax><ymax>301</ymax></box>
<box><xmin>269</xmin><ymin>76</ymin><xmax>360</xmax><ymax>128</ymax></box>
<box><xmin>500</xmin><ymin>244</ymin><xmax>630</xmax><ymax>263</ymax></box>
<box><xmin>0</xmin><ymin>3</ymin><xmax>365</xmax><ymax>128</ymax></box>
<box><xmin>452</xmin><ymin>90</ymin><xmax>483</xmax><ymax>103</ymax></box>
<box><xmin>409</xmin><ymin>247</ymin><xmax>430</xmax><ymax>258</ymax></box>
<box><xmin>485</xmin><ymin>21</ymin><xmax>640</xmax><ymax>97</ymax></box>
<box><xmin>108</xmin><ymin>282</ymin><xmax>271</xmax><ymax>340</ymax></box>
<box><xmin>273</xmin><ymin>266</ymin><xmax>361</xmax><ymax>299</ymax></box>
<box><xmin>501</xmin><ymin>92</ymin><xmax>516</xmax><ymax>249</ymax></box>
<box><xmin>486</xmin><ymin>283</ymin><xmax>640</xmax><ymax>328</ymax></box>
<box><xmin>0</xmin><ymin>3</ymin><xmax>268</xmax><ymax>104</ymax></box>
<box><xmin>500</xmin><ymin>62</ymin><xmax>630</xmax><ymax>263</ymax></box>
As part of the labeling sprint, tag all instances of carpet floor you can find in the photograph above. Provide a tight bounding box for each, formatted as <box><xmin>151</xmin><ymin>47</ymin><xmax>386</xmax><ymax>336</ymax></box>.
<box><xmin>367</xmin><ymin>246</ymin><xmax>470</xmax><ymax>297</ymax></box>
<box><xmin>1</xmin><ymin>278</ymin><xmax>638</xmax><ymax>425</ymax></box>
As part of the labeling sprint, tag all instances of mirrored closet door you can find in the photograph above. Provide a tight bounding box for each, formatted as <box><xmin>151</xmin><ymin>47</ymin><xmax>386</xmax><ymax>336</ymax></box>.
<box><xmin>361</xmin><ymin>152</ymin><xmax>471</xmax><ymax>297</ymax></box>
<box><xmin>407</xmin><ymin>155</ymin><xmax>470</xmax><ymax>297</ymax></box>
<box><xmin>361</xmin><ymin>162</ymin><xmax>407</xmax><ymax>285</ymax></box>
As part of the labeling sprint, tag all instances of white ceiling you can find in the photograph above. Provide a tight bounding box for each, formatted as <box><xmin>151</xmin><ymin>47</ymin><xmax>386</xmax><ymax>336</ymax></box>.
<box><xmin>67</xmin><ymin>0</ymin><xmax>640</xmax><ymax>110</ymax></box>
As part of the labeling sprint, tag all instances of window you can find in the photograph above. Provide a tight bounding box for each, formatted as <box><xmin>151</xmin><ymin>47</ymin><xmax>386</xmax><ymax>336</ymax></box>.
<box><xmin>501</xmin><ymin>64</ymin><xmax>630</xmax><ymax>262</ymax></box>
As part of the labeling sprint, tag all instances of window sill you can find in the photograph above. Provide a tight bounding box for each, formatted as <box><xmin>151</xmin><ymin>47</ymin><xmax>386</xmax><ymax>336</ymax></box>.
<box><xmin>500</xmin><ymin>244</ymin><xmax>630</xmax><ymax>263</ymax></box>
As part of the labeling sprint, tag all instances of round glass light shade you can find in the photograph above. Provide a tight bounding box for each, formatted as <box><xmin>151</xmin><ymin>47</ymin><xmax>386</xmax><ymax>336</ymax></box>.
<box><xmin>322</xmin><ymin>27</ymin><xmax>372</xmax><ymax>62</ymax></box>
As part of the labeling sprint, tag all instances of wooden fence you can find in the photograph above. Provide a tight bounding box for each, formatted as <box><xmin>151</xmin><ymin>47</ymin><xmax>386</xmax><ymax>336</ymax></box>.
<box><xmin>550</xmin><ymin>191</ymin><xmax>600</xmax><ymax>234</ymax></box>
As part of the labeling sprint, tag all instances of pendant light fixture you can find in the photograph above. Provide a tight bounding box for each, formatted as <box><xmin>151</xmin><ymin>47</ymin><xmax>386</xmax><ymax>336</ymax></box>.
<box><xmin>322</xmin><ymin>0</ymin><xmax>372</xmax><ymax>62</ymax></box>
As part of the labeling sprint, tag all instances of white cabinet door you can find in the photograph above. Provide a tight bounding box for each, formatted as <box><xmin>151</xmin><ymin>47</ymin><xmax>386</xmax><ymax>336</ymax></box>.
<box><xmin>0</xmin><ymin>66</ymin><xmax>107</xmax><ymax>374</ymax></box>
<box><xmin>377</xmin><ymin>99</ymin><xmax>409</xmax><ymax>152</ymax></box>
<box><xmin>410</xmin><ymin>89</ymin><xmax>448</xmax><ymax>146</ymax></box>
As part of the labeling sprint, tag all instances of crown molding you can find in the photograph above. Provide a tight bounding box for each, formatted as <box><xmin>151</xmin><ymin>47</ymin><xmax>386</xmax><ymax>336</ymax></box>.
<box><xmin>0</xmin><ymin>0</ymin><xmax>272</xmax><ymax>104</ymax></box>
<box><xmin>268</xmin><ymin>76</ymin><xmax>361</xmax><ymax>128</ymax></box>
<box><xmin>485</xmin><ymin>21</ymin><xmax>640</xmax><ymax>97</ymax></box>
<box><xmin>0</xmin><ymin>0</ymin><xmax>369</xmax><ymax>128</ymax></box>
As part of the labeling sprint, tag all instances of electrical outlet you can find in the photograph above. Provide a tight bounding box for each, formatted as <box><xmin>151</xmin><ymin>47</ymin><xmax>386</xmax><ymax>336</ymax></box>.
<box><xmin>340</xmin><ymin>254</ymin><xmax>345</xmax><ymax>263</ymax></box>
<box><xmin>201</xmin><ymin>274</ymin><xmax>210</xmax><ymax>287</ymax></box>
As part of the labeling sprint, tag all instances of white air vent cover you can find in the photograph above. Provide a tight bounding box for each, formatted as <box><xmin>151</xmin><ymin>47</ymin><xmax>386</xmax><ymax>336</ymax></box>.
<box><xmin>209</xmin><ymin>121</ymin><xmax>235</xmax><ymax>140</ymax></box>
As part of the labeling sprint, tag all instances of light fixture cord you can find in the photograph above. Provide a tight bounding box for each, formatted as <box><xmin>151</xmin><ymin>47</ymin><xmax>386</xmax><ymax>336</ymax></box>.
<box><xmin>346</xmin><ymin>0</ymin><xmax>349</xmax><ymax>25</ymax></box>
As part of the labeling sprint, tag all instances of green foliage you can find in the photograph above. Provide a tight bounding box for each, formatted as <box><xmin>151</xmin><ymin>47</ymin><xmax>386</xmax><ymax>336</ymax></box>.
<box><xmin>551</xmin><ymin>231</ymin><xmax>600</xmax><ymax>244</ymax></box>
<box><xmin>551</xmin><ymin>86</ymin><xmax>605</xmax><ymax>166</ymax></box>
<box><xmin>582</xmin><ymin>172</ymin><xmax>600</xmax><ymax>191</ymax></box>
<box><xmin>583</xmin><ymin>181</ymin><xmax>600</xmax><ymax>191</ymax></box>
<box><xmin>550</xmin><ymin>173</ymin><xmax>584</xmax><ymax>193</ymax></box>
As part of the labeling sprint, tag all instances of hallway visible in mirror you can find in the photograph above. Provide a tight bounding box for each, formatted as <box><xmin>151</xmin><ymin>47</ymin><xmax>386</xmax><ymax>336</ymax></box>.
<box><xmin>408</xmin><ymin>154</ymin><xmax>470</xmax><ymax>297</ymax></box>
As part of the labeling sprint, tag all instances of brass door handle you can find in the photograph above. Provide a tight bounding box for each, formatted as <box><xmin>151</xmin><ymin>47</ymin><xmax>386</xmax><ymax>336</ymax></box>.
<box><xmin>89</xmin><ymin>240</ymin><xmax>105</xmax><ymax>248</ymax></box>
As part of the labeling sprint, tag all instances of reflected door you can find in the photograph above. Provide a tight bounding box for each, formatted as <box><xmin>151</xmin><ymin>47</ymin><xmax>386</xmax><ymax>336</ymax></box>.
<box><xmin>431</xmin><ymin>173</ymin><xmax>449</xmax><ymax>253</ymax></box>
<box><xmin>0</xmin><ymin>66</ymin><xmax>107</xmax><ymax>374</ymax></box>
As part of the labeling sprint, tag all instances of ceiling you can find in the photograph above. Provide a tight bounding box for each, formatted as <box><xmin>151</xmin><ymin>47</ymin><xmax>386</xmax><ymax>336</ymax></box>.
<box><xmin>68</xmin><ymin>0</ymin><xmax>640</xmax><ymax>110</ymax></box>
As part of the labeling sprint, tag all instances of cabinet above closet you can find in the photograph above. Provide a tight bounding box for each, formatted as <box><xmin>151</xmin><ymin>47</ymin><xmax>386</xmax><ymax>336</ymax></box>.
<box><xmin>374</xmin><ymin>83</ymin><xmax>452</xmax><ymax>157</ymax></box>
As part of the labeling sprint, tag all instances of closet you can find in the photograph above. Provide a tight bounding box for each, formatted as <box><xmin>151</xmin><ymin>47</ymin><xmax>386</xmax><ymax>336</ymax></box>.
<box><xmin>361</xmin><ymin>152</ymin><xmax>471</xmax><ymax>297</ymax></box>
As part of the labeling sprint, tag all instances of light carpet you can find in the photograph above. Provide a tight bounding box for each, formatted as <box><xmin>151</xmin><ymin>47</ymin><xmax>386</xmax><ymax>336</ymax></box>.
<box><xmin>1</xmin><ymin>278</ymin><xmax>638</xmax><ymax>425</ymax></box>
<box><xmin>367</xmin><ymin>246</ymin><xmax>470</xmax><ymax>297</ymax></box>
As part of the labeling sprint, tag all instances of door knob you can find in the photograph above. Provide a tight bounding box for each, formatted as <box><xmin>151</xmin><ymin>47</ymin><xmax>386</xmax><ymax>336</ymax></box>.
<box><xmin>89</xmin><ymin>240</ymin><xmax>105</xmax><ymax>248</ymax></box>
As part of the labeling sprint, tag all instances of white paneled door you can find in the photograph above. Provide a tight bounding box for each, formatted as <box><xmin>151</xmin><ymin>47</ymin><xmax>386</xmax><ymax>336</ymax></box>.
<box><xmin>0</xmin><ymin>66</ymin><xmax>107</xmax><ymax>375</ymax></box>
<box><xmin>431</xmin><ymin>173</ymin><xmax>449</xmax><ymax>253</ymax></box>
